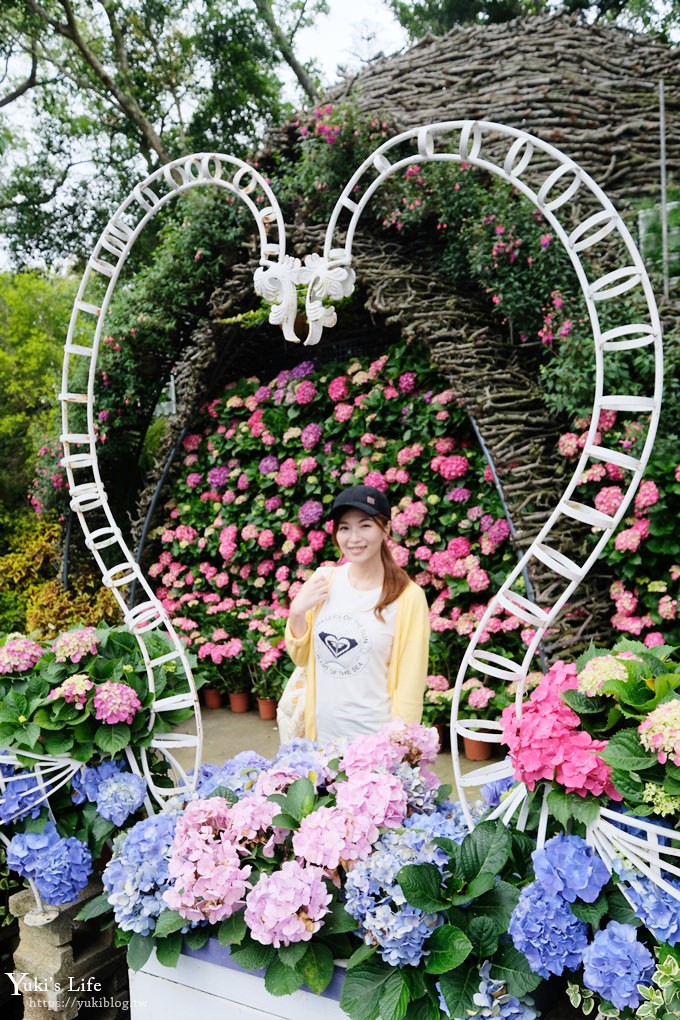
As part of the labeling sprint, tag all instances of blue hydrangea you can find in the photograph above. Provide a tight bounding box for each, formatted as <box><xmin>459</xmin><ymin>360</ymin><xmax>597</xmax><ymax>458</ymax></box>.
<box><xmin>344</xmin><ymin>827</ymin><xmax>446</xmax><ymax>967</ymax></box>
<box><xmin>624</xmin><ymin>874</ymin><xmax>680</xmax><ymax>946</ymax></box>
<box><xmin>508</xmin><ymin>881</ymin><xmax>589</xmax><ymax>978</ymax></box>
<box><xmin>532</xmin><ymin>834</ymin><xmax>610</xmax><ymax>903</ymax></box>
<box><xmin>404</xmin><ymin>799</ymin><xmax>479</xmax><ymax>859</ymax></box>
<box><xmin>581</xmin><ymin>921</ymin><xmax>655</xmax><ymax>1010</ymax></box>
<box><xmin>481</xmin><ymin>774</ymin><xmax>515</xmax><ymax>808</ymax></box>
<box><xmin>196</xmin><ymin>750</ymin><xmax>268</xmax><ymax>798</ymax></box>
<box><xmin>72</xmin><ymin>759</ymin><xmax>126</xmax><ymax>804</ymax></box>
<box><xmin>102</xmin><ymin>810</ymin><xmax>178</xmax><ymax>935</ymax></box>
<box><xmin>270</xmin><ymin>739</ymin><xmax>329</xmax><ymax>787</ymax></box>
<box><xmin>0</xmin><ymin>764</ymin><xmax>44</xmax><ymax>823</ymax></box>
<box><xmin>95</xmin><ymin>772</ymin><xmax>148</xmax><ymax>826</ymax></box>
<box><xmin>438</xmin><ymin>960</ymin><xmax>538</xmax><ymax>1020</ymax></box>
<box><xmin>7</xmin><ymin>821</ymin><xmax>92</xmax><ymax>904</ymax></box>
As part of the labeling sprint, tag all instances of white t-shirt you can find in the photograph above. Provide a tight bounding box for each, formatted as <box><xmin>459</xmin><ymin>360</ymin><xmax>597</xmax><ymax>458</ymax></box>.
<box><xmin>313</xmin><ymin>563</ymin><xmax>397</xmax><ymax>744</ymax></box>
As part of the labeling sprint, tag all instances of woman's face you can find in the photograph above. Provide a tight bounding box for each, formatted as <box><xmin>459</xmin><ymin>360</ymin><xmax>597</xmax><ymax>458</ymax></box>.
<box><xmin>334</xmin><ymin>509</ymin><xmax>386</xmax><ymax>565</ymax></box>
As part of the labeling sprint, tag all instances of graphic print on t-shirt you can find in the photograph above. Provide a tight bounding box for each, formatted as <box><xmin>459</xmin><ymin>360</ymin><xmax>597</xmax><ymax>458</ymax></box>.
<box><xmin>314</xmin><ymin>613</ymin><xmax>369</xmax><ymax>678</ymax></box>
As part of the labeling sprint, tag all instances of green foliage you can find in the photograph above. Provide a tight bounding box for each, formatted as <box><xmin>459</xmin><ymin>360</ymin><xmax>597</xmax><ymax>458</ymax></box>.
<box><xmin>0</xmin><ymin>270</ymin><xmax>77</xmax><ymax>506</ymax></box>
<box><xmin>388</xmin><ymin>0</ymin><xmax>546</xmax><ymax>40</ymax></box>
<box><xmin>0</xmin><ymin>512</ymin><xmax>121</xmax><ymax>637</ymax></box>
<box><xmin>0</xmin><ymin>624</ymin><xmax>197</xmax><ymax>760</ymax></box>
<box><xmin>341</xmin><ymin>821</ymin><xmax>540</xmax><ymax>1020</ymax></box>
<box><xmin>0</xmin><ymin>0</ymin><xmax>309</xmax><ymax>265</ymax></box>
<box><xmin>388</xmin><ymin>0</ymin><xmax>680</xmax><ymax>40</ymax></box>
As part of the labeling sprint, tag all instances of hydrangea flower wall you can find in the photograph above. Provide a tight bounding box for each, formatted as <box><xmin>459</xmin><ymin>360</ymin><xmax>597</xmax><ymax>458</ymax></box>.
<box><xmin>556</xmin><ymin>410</ymin><xmax>680</xmax><ymax>648</ymax></box>
<box><xmin>148</xmin><ymin>340</ymin><xmax>528</xmax><ymax>694</ymax></box>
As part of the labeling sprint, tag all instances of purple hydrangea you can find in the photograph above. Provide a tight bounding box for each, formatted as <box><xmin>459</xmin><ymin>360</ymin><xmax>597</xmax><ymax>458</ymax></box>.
<box><xmin>509</xmin><ymin>882</ymin><xmax>589</xmax><ymax>978</ymax></box>
<box><xmin>7</xmin><ymin>822</ymin><xmax>92</xmax><ymax>905</ymax></box>
<box><xmin>290</xmin><ymin>360</ymin><xmax>315</xmax><ymax>379</ymax></box>
<box><xmin>581</xmin><ymin>921</ymin><xmax>655</xmax><ymax>1010</ymax></box>
<box><xmin>96</xmin><ymin>772</ymin><xmax>148</xmax><ymax>826</ymax></box>
<box><xmin>207</xmin><ymin>466</ymin><xmax>229</xmax><ymax>488</ymax></box>
<box><xmin>0</xmin><ymin>765</ymin><xmax>44</xmax><ymax>823</ymax></box>
<box><xmin>300</xmin><ymin>423</ymin><xmax>322</xmax><ymax>449</ymax></box>
<box><xmin>258</xmin><ymin>455</ymin><xmax>279</xmax><ymax>475</ymax></box>
<box><xmin>532</xmin><ymin>833</ymin><xmax>610</xmax><ymax>903</ymax></box>
<box><xmin>298</xmin><ymin>500</ymin><xmax>324</xmax><ymax>527</ymax></box>
<box><xmin>102</xmin><ymin>811</ymin><xmax>179</xmax><ymax>934</ymax></box>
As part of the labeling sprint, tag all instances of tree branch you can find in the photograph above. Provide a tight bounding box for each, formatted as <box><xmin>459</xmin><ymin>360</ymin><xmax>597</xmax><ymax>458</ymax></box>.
<box><xmin>253</xmin><ymin>0</ymin><xmax>319</xmax><ymax>103</ymax></box>
<box><xmin>23</xmin><ymin>0</ymin><xmax>172</xmax><ymax>164</ymax></box>
<box><xmin>0</xmin><ymin>42</ymin><xmax>38</xmax><ymax>108</ymax></box>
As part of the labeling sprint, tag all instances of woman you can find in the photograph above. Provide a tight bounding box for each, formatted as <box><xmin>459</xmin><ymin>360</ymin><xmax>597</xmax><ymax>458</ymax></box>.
<box><xmin>285</xmin><ymin>484</ymin><xmax>430</xmax><ymax>744</ymax></box>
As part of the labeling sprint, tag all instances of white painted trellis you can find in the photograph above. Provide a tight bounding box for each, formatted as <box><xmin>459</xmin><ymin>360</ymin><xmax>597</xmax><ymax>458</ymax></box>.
<box><xmin>2</xmin><ymin>119</ymin><xmax>676</xmax><ymax>919</ymax></box>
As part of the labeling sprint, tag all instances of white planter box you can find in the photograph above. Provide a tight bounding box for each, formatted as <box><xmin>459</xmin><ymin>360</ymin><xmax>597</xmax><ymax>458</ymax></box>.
<box><xmin>129</xmin><ymin>938</ymin><xmax>349</xmax><ymax>1020</ymax></box>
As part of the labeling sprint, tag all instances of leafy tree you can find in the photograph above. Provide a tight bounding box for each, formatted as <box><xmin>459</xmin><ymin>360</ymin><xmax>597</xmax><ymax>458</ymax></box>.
<box><xmin>0</xmin><ymin>0</ymin><xmax>328</xmax><ymax>266</ymax></box>
<box><xmin>388</xmin><ymin>0</ymin><xmax>680</xmax><ymax>40</ymax></box>
<box><xmin>0</xmin><ymin>269</ymin><xmax>77</xmax><ymax>506</ymax></box>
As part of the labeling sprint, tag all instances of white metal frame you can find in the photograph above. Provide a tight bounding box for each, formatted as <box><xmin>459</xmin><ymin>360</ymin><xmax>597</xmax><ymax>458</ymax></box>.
<box><xmin>33</xmin><ymin>121</ymin><xmax>669</xmax><ymax>910</ymax></box>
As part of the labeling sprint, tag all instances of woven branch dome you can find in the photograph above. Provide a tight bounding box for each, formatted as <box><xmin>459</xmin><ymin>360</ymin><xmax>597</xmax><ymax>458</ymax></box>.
<box><xmin>131</xmin><ymin>12</ymin><xmax>678</xmax><ymax>658</ymax></box>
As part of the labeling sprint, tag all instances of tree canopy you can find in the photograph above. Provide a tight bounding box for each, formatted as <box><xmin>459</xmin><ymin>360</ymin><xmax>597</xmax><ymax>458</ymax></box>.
<box><xmin>387</xmin><ymin>0</ymin><xmax>680</xmax><ymax>40</ymax></box>
<box><xmin>0</xmin><ymin>0</ymin><xmax>328</xmax><ymax>266</ymax></box>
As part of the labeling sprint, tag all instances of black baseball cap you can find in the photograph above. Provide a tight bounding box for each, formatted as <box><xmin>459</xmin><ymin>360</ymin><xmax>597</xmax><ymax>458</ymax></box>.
<box><xmin>330</xmin><ymin>484</ymin><xmax>391</xmax><ymax>520</ymax></box>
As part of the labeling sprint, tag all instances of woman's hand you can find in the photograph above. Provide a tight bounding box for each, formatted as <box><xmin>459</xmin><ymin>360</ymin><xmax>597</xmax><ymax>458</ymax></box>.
<box><xmin>288</xmin><ymin>567</ymin><xmax>333</xmax><ymax>637</ymax></box>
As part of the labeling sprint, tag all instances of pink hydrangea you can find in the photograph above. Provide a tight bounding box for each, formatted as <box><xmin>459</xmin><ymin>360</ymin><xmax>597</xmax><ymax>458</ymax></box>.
<box><xmin>165</xmin><ymin>799</ymin><xmax>252</xmax><ymax>923</ymax></box>
<box><xmin>334</xmin><ymin>770</ymin><xmax>408</xmax><ymax>829</ymax></box>
<box><xmin>594</xmin><ymin>486</ymin><xmax>624</xmax><ymax>518</ymax></box>
<box><xmin>327</xmin><ymin>376</ymin><xmax>349</xmax><ymax>401</ymax></box>
<box><xmin>634</xmin><ymin>479</ymin><xmax>659</xmax><ymax>512</ymax></box>
<box><xmin>0</xmin><ymin>637</ymin><xmax>44</xmax><ymax>674</ymax></box>
<box><xmin>467</xmin><ymin>685</ymin><xmax>494</xmax><ymax>710</ymax></box>
<box><xmin>467</xmin><ymin>567</ymin><xmax>490</xmax><ymax>592</ymax></box>
<box><xmin>638</xmin><ymin>700</ymin><xmax>680</xmax><ymax>765</ymax></box>
<box><xmin>292</xmin><ymin>805</ymin><xmax>373</xmax><ymax>869</ymax></box>
<box><xmin>658</xmin><ymin>596</ymin><xmax>677</xmax><ymax>621</ymax></box>
<box><xmin>49</xmin><ymin>673</ymin><xmax>94</xmax><ymax>708</ymax></box>
<box><xmin>93</xmin><ymin>681</ymin><xmax>142</xmax><ymax>724</ymax></box>
<box><xmin>426</xmin><ymin>674</ymin><xmax>450</xmax><ymax>692</ymax></box>
<box><xmin>558</xmin><ymin>432</ymin><xmax>579</xmax><ymax>456</ymax></box>
<box><xmin>614</xmin><ymin>528</ymin><xmax>641</xmax><ymax>553</ymax></box>
<box><xmin>244</xmin><ymin>861</ymin><xmax>331</xmax><ymax>947</ymax></box>
<box><xmin>334</xmin><ymin>402</ymin><xmax>354</xmax><ymax>422</ymax></box>
<box><xmin>431</xmin><ymin>454</ymin><xmax>469</xmax><ymax>480</ymax></box>
<box><xmin>501</xmin><ymin>661</ymin><xmax>621</xmax><ymax>800</ymax></box>
<box><xmin>52</xmin><ymin>627</ymin><xmax>99</xmax><ymax>664</ymax></box>
<box><xmin>294</xmin><ymin>380</ymin><xmax>317</xmax><ymax>405</ymax></box>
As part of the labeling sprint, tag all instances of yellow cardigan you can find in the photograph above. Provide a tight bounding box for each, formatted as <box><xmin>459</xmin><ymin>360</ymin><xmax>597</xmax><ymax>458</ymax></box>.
<box><xmin>284</xmin><ymin>579</ymin><xmax>430</xmax><ymax>740</ymax></box>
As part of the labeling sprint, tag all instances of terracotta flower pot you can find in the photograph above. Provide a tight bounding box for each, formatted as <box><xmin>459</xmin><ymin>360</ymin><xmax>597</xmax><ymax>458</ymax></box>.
<box><xmin>434</xmin><ymin>723</ymin><xmax>450</xmax><ymax>752</ymax></box>
<box><xmin>228</xmin><ymin>691</ymin><xmax>251</xmax><ymax>713</ymax></box>
<box><xmin>203</xmin><ymin>687</ymin><xmax>223</xmax><ymax>710</ymax></box>
<box><xmin>462</xmin><ymin>735</ymin><xmax>493</xmax><ymax>761</ymax></box>
<box><xmin>256</xmin><ymin>697</ymin><xmax>277</xmax><ymax>721</ymax></box>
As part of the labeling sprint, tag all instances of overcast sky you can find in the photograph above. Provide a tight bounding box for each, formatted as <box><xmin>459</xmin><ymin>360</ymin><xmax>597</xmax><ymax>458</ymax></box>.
<box><xmin>295</xmin><ymin>0</ymin><xmax>408</xmax><ymax>89</ymax></box>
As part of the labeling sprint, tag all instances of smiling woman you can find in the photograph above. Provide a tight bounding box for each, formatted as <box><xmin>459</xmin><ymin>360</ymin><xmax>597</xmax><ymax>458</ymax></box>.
<box><xmin>284</xmin><ymin>483</ymin><xmax>430</xmax><ymax>744</ymax></box>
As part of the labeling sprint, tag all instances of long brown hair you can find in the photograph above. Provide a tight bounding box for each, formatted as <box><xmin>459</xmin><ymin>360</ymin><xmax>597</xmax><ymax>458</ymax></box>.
<box><xmin>332</xmin><ymin>512</ymin><xmax>410</xmax><ymax>620</ymax></box>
